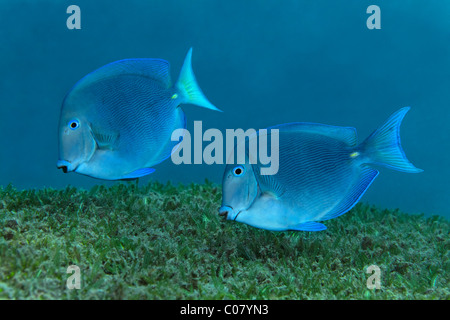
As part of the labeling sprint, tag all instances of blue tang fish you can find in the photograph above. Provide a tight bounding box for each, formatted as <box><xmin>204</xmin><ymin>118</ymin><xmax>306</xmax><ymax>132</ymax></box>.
<box><xmin>57</xmin><ymin>48</ymin><xmax>220</xmax><ymax>180</ymax></box>
<box><xmin>219</xmin><ymin>108</ymin><xmax>423</xmax><ymax>231</ymax></box>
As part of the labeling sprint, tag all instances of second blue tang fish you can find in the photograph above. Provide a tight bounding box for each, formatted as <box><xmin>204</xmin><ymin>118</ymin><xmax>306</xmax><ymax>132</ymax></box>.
<box><xmin>57</xmin><ymin>48</ymin><xmax>220</xmax><ymax>180</ymax></box>
<box><xmin>219</xmin><ymin>107</ymin><xmax>423</xmax><ymax>231</ymax></box>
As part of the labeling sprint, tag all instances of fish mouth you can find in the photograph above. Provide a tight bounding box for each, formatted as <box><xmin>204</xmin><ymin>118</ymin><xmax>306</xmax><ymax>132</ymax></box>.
<box><xmin>218</xmin><ymin>206</ymin><xmax>240</xmax><ymax>221</ymax></box>
<box><xmin>218</xmin><ymin>206</ymin><xmax>229</xmax><ymax>219</ymax></box>
<box><xmin>57</xmin><ymin>160</ymin><xmax>76</xmax><ymax>173</ymax></box>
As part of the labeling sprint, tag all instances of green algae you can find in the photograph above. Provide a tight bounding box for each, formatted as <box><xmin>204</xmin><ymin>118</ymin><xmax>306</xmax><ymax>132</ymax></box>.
<box><xmin>0</xmin><ymin>181</ymin><xmax>449</xmax><ymax>300</ymax></box>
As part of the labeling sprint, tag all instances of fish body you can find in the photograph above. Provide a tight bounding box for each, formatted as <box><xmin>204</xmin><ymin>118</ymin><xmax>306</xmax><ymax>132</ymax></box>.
<box><xmin>219</xmin><ymin>108</ymin><xmax>422</xmax><ymax>231</ymax></box>
<box><xmin>57</xmin><ymin>48</ymin><xmax>219</xmax><ymax>180</ymax></box>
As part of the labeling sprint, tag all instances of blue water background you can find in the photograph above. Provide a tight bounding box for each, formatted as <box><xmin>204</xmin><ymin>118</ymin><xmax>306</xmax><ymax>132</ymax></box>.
<box><xmin>0</xmin><ymin>0</ymin><xmax>448</xmax><ymax>218</ymax></box>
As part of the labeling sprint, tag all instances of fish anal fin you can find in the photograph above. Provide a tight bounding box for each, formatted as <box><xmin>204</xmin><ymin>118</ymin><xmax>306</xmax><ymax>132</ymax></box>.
<box><xmin>290</xmin><ymin>221</ymin><xmax>327</xmax><ymax>232</ymax></box>
<box><xmin>320</xmin><ymin>167</ymin><xmax>379</xmax><ymax>221</ymax></box>
<box><xmin>120</xmin><ymin>168</ymin><xmax>155</xmax><ymax>180</ymax></box>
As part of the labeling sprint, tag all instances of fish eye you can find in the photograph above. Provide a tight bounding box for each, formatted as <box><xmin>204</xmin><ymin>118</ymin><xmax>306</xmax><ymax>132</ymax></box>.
<box><xmin>233</xmin><ymin>165</ymin><xmax>245</xmax><ymax>177</ymax></box>
<box><xmin>68</xmin><ymin>119</ymin><xmax>79</xmax><ymax>130</ymax></box>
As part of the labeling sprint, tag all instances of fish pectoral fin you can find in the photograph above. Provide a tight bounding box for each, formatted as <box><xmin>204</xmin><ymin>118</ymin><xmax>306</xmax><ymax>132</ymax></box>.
<box><xmin>91</xmin><ymin>126</ymin><xmax>120</xmax><ymax>150</ymax></box>
<box><xmin>262</xmin><ymin>190</ymin><xmax>282</xmax><ymax>200</ymax></box>
<box><xmin>254</xmin><ymin>170</ymin><xmax>286</xmax><ymax>199</ymax></box>
<box><xmin>289</xmin><ymin>221</ymin><xmax>327</xmax><ymax>232</ymax></box>
<box><xmin>120</xmin><ymin>168</ymin><xmax>155</xmax><ymax>180</ymax></box>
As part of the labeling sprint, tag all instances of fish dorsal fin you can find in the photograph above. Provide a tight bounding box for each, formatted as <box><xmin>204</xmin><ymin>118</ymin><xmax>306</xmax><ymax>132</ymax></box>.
<box><xmin>77</xmin><ymin>58</ymin><xmax>172</xmax><ymax>89</ymax></box>
<box><xmin>268</xmin><ymin>122</ymin><xmax>357</xmax><ymax>146</ymax></box>
<box><xmin>90</xmin><ymin>125</ymin><xmax>120</xmax><ymax>150</ymax></box>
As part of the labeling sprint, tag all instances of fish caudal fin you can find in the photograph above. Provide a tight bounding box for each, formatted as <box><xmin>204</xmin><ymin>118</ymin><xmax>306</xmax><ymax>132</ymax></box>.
<box><xmin>359</xmin><ymin>107</ymin><xmax>423</xmax><ymax>173</ymax></box>
<box><xmin>175</xmin><ymin>48</ymin><xmax>222</xmax><ymax>112</ymax></box>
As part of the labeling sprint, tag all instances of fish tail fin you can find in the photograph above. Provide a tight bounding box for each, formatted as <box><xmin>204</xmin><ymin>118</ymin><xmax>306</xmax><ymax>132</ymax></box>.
<box><xmin>359</xmin><ymin>107</ymin><xmax>423</xmax><ymax>173</ymax></box>
<box><xmin>175</xmin><ymin>48</ymin><xmax>222</xmax><ymax>112</ymax></box>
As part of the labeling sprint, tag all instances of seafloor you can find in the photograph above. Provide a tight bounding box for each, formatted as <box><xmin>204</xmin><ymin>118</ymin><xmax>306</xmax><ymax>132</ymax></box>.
<box><xmin>0</xmin><ymin>181</ymin><xmax>448</xmax><ymax>299</ymax></box>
